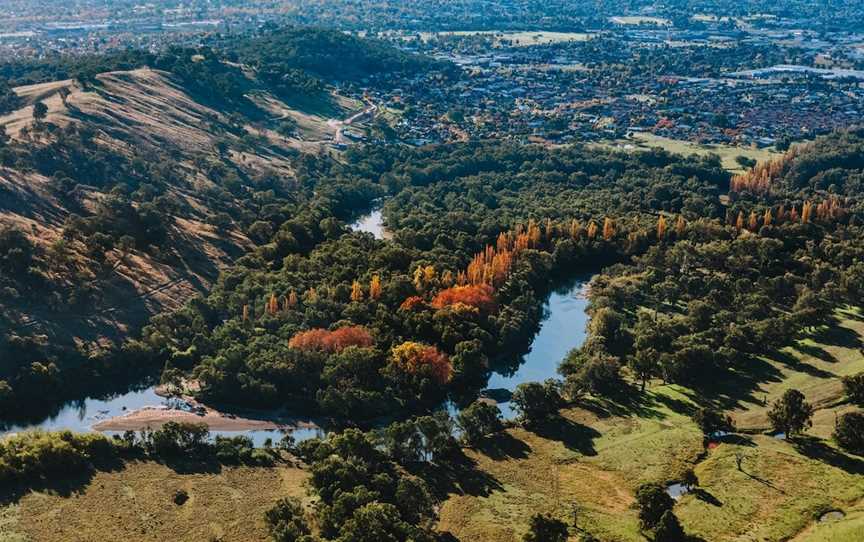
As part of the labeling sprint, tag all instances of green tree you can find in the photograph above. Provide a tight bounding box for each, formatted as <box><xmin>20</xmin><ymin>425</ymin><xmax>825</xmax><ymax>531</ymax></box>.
<box><xmin>265</xmin><ymin>497</ymin><xmax>312</xmax><ymax>542</ymax></box>
<box><xmin>768</xmin><ymin>389</ymin><xmax>813</xmax><ymax>437</ymax></box>
<box><xmin>692</xmin><ymin>406</ymin><xmax>735</xmax><ymax>437</ymax></box>
<box><xmin>523</xmin><ymin>513</ymin><xmax>568</xmax><ymax>542</ymax></box>
<box><xmin>32</xmin><ymin>100</ymin><xmax>48</xmax><ymax>123</ymax></box>
<box><xmin>457</xmin><ymin>400</ymin><xmax>503</xmax><ymax>445</ymax></box>
<box><xmin>842</xmin><ymin>372</ymin><xmax>864</xmax><ymax>406</ymax></box>
<box><xmin>511</xmin><ymin>380</ymin><xmax>563</xmax><ymax>426</ymax></box>
<box><xmin>635</xmin><ymin>482</ymin><xmax>674</xmax><ymax>530</ymax></box>
<box><xmin>833</xmin><ymin>412</ymin><xmax>864</xmax><ymax>455</ymax></box>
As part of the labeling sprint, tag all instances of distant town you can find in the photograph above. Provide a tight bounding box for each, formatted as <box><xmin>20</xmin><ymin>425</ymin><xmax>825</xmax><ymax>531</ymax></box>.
<box><xmin>2</xmin><ymin>0</ymin><xmax>864</xmax><ymax>150</ymax></box>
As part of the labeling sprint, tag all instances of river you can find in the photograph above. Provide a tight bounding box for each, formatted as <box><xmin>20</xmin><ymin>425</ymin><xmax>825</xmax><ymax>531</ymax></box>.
<box><xmin>1</xmin><ymin>209</ymin><xmax>592</xmax><ymax>444</ymax></box>
<box><xmin>349</xmin><ymin>205</ymin><xmax>389</xmax><ymax>239</ymax></box>
<box><xmin>484</xmin><ymin>276</ymin><xmax>591</xmax><ymax>419</ymax></box>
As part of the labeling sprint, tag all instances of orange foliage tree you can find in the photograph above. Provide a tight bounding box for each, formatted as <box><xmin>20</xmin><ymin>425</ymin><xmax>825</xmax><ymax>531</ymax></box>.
<box><xmin>431</xmin><ymin>283</ymin><xmax>497</xmax><ymax>312</ymax></box>
<box><xmin>389</xmin><ymin>342</ymin><xmax>451</xmax><ymax>384</ymax></box>
<box><xmin>288</xmin><ymin>326</ymin><xmax>374</xmax><ymax>353</ymax></box>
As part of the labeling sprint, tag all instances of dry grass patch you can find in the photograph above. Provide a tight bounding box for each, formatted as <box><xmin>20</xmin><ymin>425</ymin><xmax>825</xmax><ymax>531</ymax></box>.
<box><xmin>3</xmin><ymin>460</ymin><xmax>309</xmax><ymax>542</ymax></box>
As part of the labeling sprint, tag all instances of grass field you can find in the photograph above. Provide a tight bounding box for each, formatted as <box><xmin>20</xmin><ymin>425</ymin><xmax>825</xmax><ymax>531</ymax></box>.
<box><xmin>438</xmin><ymin>386</ymin><xmax>705</xmax><ymax>541</ymax></box>
<box><xmin>0</xmin><ymin>461</ymin><xmax>310</xmax><ymax>542</ymax></box>
<box><xmin>439</xmin><ymin>310</ymin><xmax>864</xmax><ymax>541</ymax></box>
<box><xmin>599</xmin><ymin>133</ymin><xmax>782</xmax><ymax>174</ymax></box>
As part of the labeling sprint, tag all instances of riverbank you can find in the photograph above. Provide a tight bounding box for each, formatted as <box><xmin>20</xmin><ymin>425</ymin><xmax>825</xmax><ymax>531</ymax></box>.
<box><xmin>91</xmin><ymin>384</ymin><xmax>318</xmax><ymax>433</ymax></box>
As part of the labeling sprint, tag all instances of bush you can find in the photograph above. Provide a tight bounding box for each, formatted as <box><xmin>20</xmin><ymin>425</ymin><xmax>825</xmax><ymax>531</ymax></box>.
<box><xmin>265</xmin><ymin>497</ymin><xmax>311</xmax><ymax>542</ymax></box>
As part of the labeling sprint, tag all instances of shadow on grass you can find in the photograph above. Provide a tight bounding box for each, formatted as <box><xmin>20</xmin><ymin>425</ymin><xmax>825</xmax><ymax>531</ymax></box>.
<box><xmin>580</xmin><ymin>385</ymin><xmax>695</xmax><ymax>420</ymax></box>
<box><xmin>793</xmin><ymin>437</ymin><xmax>864</xmax><ymax>475</ymax></box>
<box><xmin>692</xmin><ymin>487</ymin><xmax>723</xmax><ymax>507</ymax></box>
<box><xmin>688</xmin><ymin>355</ymin><xmax>785</xmax><ymax>411</ymax></box>
<box><xmin>770</xmin><ymin>349</ymin><xmax>835</xmax><ymax>378</ymax></box>
<box><xmin>411</xmin><ymin>450</ymin><xmax>504</xmax><ymax>499</ymax></box>
<box><xmin>527</xmin><ymin>416</ymin><xmax>600</xmax><ymax>456</ymax></box>
<box><xmin>473</xmin><ymin>432</ymin><xmax>531</xmax><ymax>460</ymax></box>
<box><xmin>0</xmin><ymin>454</ymin><xmax>126</xmax><ymax>506</ymax></box>
<box><xmin>810</xmin><ymin>323</ymin><xmax>863</xmax><ymax>350</ymax></box>
<box><xmin>792</xmin><ymin>343</ymin><xmax>839</xmax><ymax>365</ymax></box>
<box><xmin>713</xmin><ymin>433</ymin><xmax>756</xmax><ymax>447</ymax></box>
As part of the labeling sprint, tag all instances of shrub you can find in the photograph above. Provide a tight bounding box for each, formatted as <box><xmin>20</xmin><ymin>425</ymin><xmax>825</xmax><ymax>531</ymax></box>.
<box><xmin>0</xmin><ymin>431</ymin><xmax>117</xmax><ymax>487</ymax></box>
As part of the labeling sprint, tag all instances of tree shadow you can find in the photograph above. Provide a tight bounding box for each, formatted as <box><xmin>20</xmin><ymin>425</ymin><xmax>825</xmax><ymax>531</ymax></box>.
<box><xmin>712</xmin><ymin>433</ymin><xmax>756</xmax><ymax>447</ymax></box>
<box><xmin>691</xmin><ymin>487</ymin><xmax>723</xmax><ymax>506</ymax></box>
<box><xmin>689</xmin><ymin>356</ymin><xmax>785</xmax><ymax>411</ymax></box>
<box><xmin>412</xmin><ymin>450</ymin><xmax>504</xmax><ymax>499</ymax></box>
<box><xmin>473</xmin><ymin>432</ymin><xmax>532</xmax><ymax>461</ymax></box>
<box><xmin>156</xmin><ymin>456</ymin><xmax>223</xmax><ymax>475</ymax></box>
<box><xmin>792</xmin><ymin>343</ymin><xmax>839</xmax><ymax>365</ymax></box>
<box><xmin>793</xmin><ymin>437</ymin><xmax>864</xmax><ymax>475</ymax></box>
<box><xmin>810</xmin><ymin>324</ymin><xmax>863</xmax><ymax>350</ymax></box>
<box><xmin>768</xmin><ymin>349</ymin><xmax>835</xmax><ymax>379</ymax></box>
<box><xmin>528</xmin><ymin>416</ymin><xmax>600</xmax><ymax>456</ymax></box>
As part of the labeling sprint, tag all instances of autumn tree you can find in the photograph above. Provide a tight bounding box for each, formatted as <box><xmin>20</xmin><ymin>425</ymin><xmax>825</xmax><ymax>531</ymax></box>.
<box><xmin>388</xmin><ymin>342</ymin><xmax>451</xmax><ymax>385</ymax></box>
<box><xmin>657</xmin><ymin>215</ymin><xmax>667</xmax><ymax>240</ymax></box>
<box><xmin>288</xmin><ymin>326</ymin><xmax>374</xmax><ymax>353</ymax></box>
<box><xmin>431</xmin><ymin>283</ymin><xmax>496</xmax><ymax>312</ymax></box>
<box><xmin>602</xmin><ymin>217</ymin><xmax>615</xmax><ymax>240</ymax></box>
<box><xmin>369</xmin><ymin>275</ymin><xmax>382</xmax><ymax>300</ymax></box>
<box><xmin>350</xmin><ymin>280</ymin><xmax>364</xmax><ymax>302</ymax></box>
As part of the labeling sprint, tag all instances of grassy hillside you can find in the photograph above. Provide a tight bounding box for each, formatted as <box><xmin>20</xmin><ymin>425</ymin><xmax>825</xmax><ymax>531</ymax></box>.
<box><xmin>438</xmin><ymin>310</ymin><xmax>864</xmax><ymax>542</ymax></box>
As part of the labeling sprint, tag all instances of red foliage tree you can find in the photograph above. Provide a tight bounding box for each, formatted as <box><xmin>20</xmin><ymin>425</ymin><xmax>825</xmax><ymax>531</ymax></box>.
<box><xmin>288</xmin><ymin>326</ymin><xmax>373</xmax><ymax>353</ymax></box>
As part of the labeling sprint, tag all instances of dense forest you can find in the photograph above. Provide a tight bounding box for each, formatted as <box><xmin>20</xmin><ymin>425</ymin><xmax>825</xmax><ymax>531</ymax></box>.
<box><xmin>0</xmin><ymin>26</ymin><xmax>450</xmax><ymax>420</ymax></box>
<box><xmin>133</xmin><ymin>142</ymin><xmax>736</xmax><ymax>424</ymax></box>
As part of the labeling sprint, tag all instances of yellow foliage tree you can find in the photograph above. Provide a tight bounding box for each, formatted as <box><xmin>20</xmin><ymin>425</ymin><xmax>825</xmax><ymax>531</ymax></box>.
<box><xmin>657</xmin><ymin>215</ymin><xmax>667</xmax><ymax>239</ymax></box>
<box><xmin>350</xmin><ymin>280</ymin><xmax>364</xmax><ymax>302</ymax></box>
<box><xmin>602</xmin><ymin>217</ymin><xmax>615</xmax><ymax>240</ymax></box>
<box><xmin>369</xmin><ymin>275</ymin><xmax>382</xmax><ymax>300</ymax></box>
